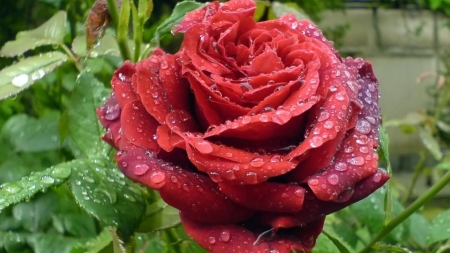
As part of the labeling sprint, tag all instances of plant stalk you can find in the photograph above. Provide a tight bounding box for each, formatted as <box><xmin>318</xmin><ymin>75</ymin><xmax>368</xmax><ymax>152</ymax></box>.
<box><xmin>359</xmin><ymin>170</ymin><xmax>450</xmax><ymax>253</ymax></box>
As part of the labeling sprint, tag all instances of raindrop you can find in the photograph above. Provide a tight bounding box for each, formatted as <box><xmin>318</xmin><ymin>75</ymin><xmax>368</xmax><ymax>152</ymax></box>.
<box><xmin>240</xmin><ymin>82</ymin><xmax>253</xmax><ymax>91</ymax></box>
<box><xmin>309</xmin><ymin>136</ymin><xmax>323</xmax><ymax>148</ymax></box>
<box><xmin>3</xmin><ymin>183</ymin><xmax>22</xmax><ymax>194</ymax></box>
<box><xmin>160</xmin><ymin>61</ymin><xmax>168</xmax><ymax>69</ymax></box>
<box><xmin>327</xmin><ymin>174</ymin><xmax>339</xmax><ymax>185</ymax></box>
<box><xmin>194</xmin><ymin>140</ymin><xmax>214</xmax><ymax>154</ymax></box>
<box><xmin>242</xmin><ymin>116</ymin><xmax>251</xmax><ymax>124</ymax></box>
<box><xmin>365</xmin><ymin>116</ymin><xmax>377</xmax><ymax>124</ymax></box>
<box><xmin>262</xmin><ymin>106</ymin><xmax>274</xmax><ymax>112</ymax></box>
<box><xmin>83</xmin><ymin>176</ymin><xmax>95</xmax><ymax>183</ymax></box>
<box><xmin>323</xmin><ymin>120</ymin><xmax>333</xmax><ymax>129</ymax></box>
<box><xmin>208</xmin><ymin>236</ymin><xmax>216</xmax><ymax>244</ymax></box>
<box><xmin>41</xmin><ymin>175</ymin><xmax>55</xmax><ymax>184</ymax></box>
<box><xmin>11</xmin><ymin>74</ymin><xmax>29</xmax><ymax>87</ymax></box>
<box><xmin>360</xmin><ymin>146</ymin><xmax>369</xmax><ymax>153</ymax></box>
<box><xmin>329</xmin><ymin>85</ymin><xmax>337</xmax><ymax>92</ymax></box>
<box><xmin>259</xmin><ymin>114</ymin><xmax>270</xmax><ymax>122</ymax></box>
<box><xmin>355</xmin><ymin>120</ymin><xmax>372</xmax><ymax>134</ymax></box>
<box><xmin>309</xmin><ymin>179</ymin><xmax>319</xmax><ymax>186</ymax></box>
<box><xmin>246</xmin><ymin>172</ymin><xmax>258</xmax><ymax>183</ymax></box>
<box><xmin>373</xmin><ymin>172</ymin><xmax>382</xmax><ymax>182</ymax></box>
<box><xmin>225</xmin><ymin>152</ymin><xmax>233</xmax><ymax>158</ymax></box>
<box><xmin>348</xmin><ymin>157</ymin><xmax>365</xmax><ymax>166</ymax></box>
<box><xmin>150</xmin><ymin>171</ymin><xmax>166</xmax><ymax>188</ymax></box>
<box><xmin>317</xmin><ymin>111</ymin><xmax>330</xmax><ymax>122</ymax></box>
<box><xmin>270</xmin><ymin>156</ymin><xmax>281</xmax><ymax>163</ymax></box>
<box><xmin>51</xmin><ymin>166</ymin><xmax>71</xmax><ymax>179</ymax></box>
<box><xmin>344</xmin><ymin>146</ymin><xmax>354</xmax><ymax>153</ymax></box>
<box><xmin>134</xmin><ymin>164</ymin><xmax>150</xmax><ymax>175</ymax></box>
<box><xmin>250</xmin><ymin>158</ymin><xmax>265</xmax><ymax>168</ymax></box>
<box><xmin>334</xmin><ymin>162</ymin><xmax>347</xmax><ymax>171</ymax></box>
<box><xmin>335</xmin><ymin>92</ymin><xmax>345</xmax><ymax>101</ymax></box>
<box><xmin>294</xmin><ymin>189</ymin><xmax>303</xmax><ymax>197</ymax></box>
<box><xmin>225</xmin><ymin>170</ymin><xmax>236</xmax><ymax>180</ymax></box>
<box><xmin>275</xmin><ymin>85</ymin><xmax>285</xmax><ymax>92</ymax></box>
<box><xmin>220</xmin><ymin>230</ymin><xmax>231</xmax><ymax>242</ymax></box>
<box><xmin>123</xmin><ymin>193</ymin><xmax>136</xmax><ymax>202</ymax></box>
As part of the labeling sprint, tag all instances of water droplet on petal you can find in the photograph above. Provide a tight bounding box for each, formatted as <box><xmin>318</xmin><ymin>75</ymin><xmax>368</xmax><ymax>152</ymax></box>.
<box><xmin>208</xmin><ymin>236</ymin><xmax>216</xmax><ymax>244</ymax></box>
<box><xmin>259</xmin><ymin>114</ymin><xmax>270</xmax><ymax>122</ymax></box>
<box><xmin>194</xmin><ymin>140</ymin><xmax>214</xmax><ymax>154</ymax></box>
<box><xmin>323</xmin><ymin>120</ymin><xmax>333</xmax><ymax>129</ymax></box>
<box><xmin>327</xmin><ymin>174</ymin><xmax>339</xmax><ymax>185</ymax></box>
<box><xmin>373</xmin><ymin>172</ymin><xmax>382</xmax><ymax>182</ymax></box>
<box><xmin>134</xmin><ymin>164</ymin><xmax>150</xmax><ymax>175</ymax></box>
<box><xmin>104</xmin><ymin>103</ymin><xmax>120</xmax><ymax>120</ymax></box>
<box><xmin>250</xmin><ymin>158</ymin><xmax>265</xmax><ymax>168</ymax></box>
<box><xmin>309</xmin><ymin>179</ymin><xmax>319</xmax><ymax>186</ymax></box>
<box><xmin>309</xmin><ymin>136</ymin><xmax>323</xmax><ymax>148</ymax></box>
<box><xmin>150</xmin><ymin>171</ymin><xmax>166</xmax><ymax>189</ymax></box>
<box><xmin>294</xmin><ymin>189</ymin><xmax>303</xmax><ymax>197</ymax></box>
<box><xmin>334</xmin><ymin>162</ymin><xmax>347</xmax><ymax>171</ymax></box>
<box><xmin>355</xmin><ymin>119</ymin><xmax>372</xmax><ymax>134</ymax></box>
<box><xmin>225</xmin><ymin>170</ymin><xmax>236</xmax><ymax>180</ymax></box>
<box><xmin>344</xmin><ymin>146</ymin><xmax>354</xmax><ymax>153</ymax></box>
<box><xmin>335</xmin><ymin>92</ymin><xmax>345</xmax><ymax>101</ymax></box>
<box><xmin>246</xmin><ymin>172</ymin><xmax>258</xmax><ymax>183</ymax></box>
<box><xmin>348</xmin><ymin>157</ymin><xmax>365</xmax><ymax>166</ymax></box>
<box><xmin>242</xmin><ymin>116</ymin><xmax>251</xmax><ymax>124</ymax></box>
<box><xmin>220</xmin><ymin>231</ymin><xmax>231</xmax><ymax>242</ymax></box>
<box><xmin>318</xmin><ymin>111</ymin><xmax>330</xmax><ymax>122</ymax></box>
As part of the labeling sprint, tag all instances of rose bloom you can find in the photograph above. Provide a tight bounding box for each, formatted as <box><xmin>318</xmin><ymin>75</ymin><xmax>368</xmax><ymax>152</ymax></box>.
<box><xmin>97</xmin><ymin>0</ymin><xmax>389</xmax><ymax>252</ymax></box>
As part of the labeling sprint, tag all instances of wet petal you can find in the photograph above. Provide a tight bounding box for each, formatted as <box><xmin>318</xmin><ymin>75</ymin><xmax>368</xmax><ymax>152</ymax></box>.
<box><xmin>218</xmin><ymin>181</ymin><xmax>305</xmax><ymax>212</ymax></box>
<box><xmin>111</xmin><ymin>61</ymin><xmax>138</xmax><ymax>108</ymax></box>
<box><xmin>116</xmin><ymin>142</ymin><xmax>254</xmax><ymax>223</ymax></box>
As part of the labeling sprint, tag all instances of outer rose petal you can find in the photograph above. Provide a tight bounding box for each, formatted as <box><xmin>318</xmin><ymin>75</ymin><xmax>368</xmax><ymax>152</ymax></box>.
<box><xmin>112</xmin><ymin>61</ymin><xmax>138</xmax><ymax>108</ymax></box>
<box><xmin>181</xmin><ymin>213</ymin><xmax>325</xmax><ymax>253</ymax></box>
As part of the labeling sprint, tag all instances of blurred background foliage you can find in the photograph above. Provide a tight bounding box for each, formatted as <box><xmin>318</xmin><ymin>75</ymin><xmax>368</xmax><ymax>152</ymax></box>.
<box><xmin>1</xmin><ymin>0</ymin><xmax>450</xmax><ymax>253</ymax></box>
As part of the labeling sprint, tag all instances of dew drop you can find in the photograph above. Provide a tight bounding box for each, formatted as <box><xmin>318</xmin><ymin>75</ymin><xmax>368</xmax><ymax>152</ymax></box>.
<box><xmin>373</xmin><ymin>172</ymin><xmax>382</xmax><ymax>183</ymax></box>
<box><xmin>134</xmin><ymin>164</ymin><xmax>150</xmax><ymax>175</ymax></box>
<box><xmin>150</xmin><ymin>171</ymin><xmax>166</xmax><ymax>189</ymax></box>
<box><xmin>208</xmin><ymin>236</ymin><xmax>216</xmax><ymax>244</ymax></box>
<box><xmin>104</xmin><ymin>103</ymin><xmax>120</xmax><ymax>120</ymax></box>
<box><xmin>259</xmin><ymin>114</ymin><xmax>270</xmax><ymax>122</ymax></box>
<box><xmin>246</xmin><ymin>172</ymin><xmax>258</xmax><ymax>183</ymax></box>
<box><xmin>170</xmin><ymin>176</ymin><xmax>178</xmax><ymax>183</ymax></box>
<box><xmin>334</xmin><ymin>162</ymin><xmax>347</xmax><ymax>171</ymax></box>
<box><xmin>11</xmin><ymin>74</ymin><xmax>29</xmax><ymax>87</ymax></box>
<box><xmin>309</xmin><ymin>136</ymin><xmax>323</xmax><ymax>148</ymax></box>
<box><xmin>348</xmin><ymin>157</ymin><xmax>365</xmax><ymax>166</ymax></box>
<box><xmin>317</xmin><ymin>111</ymin><xmax>330</xmax><ymax>122</ymax></box>
<box><xmin>335</xmin><ymin>92</ymin><xmax>345</xmax><ymax>101</ymax></box>
<box><xmin>225</xmin><ymin>170</ymin><xmax>236</xmax><ymax>180</ymax></box>
<box><xmin>327</xmin><ymin>174</ymin><xmax>339</xmax><ymax>185</ymax></box>
<box><xmin>344</xmin><ymin>146</ymin><xmax>354</xmax><ymax>153</ymax></box>
<box><xmin>41</xmin><ymin>175</ymin><xmax>55</xmax><ymax>184</ymax></box>
<box><xmin>242</xmin><ymin>116</ymin><xmax>252</xmax><ymax>124</ymax></box>
<box><xmin>360</xmin><ymin>146</ymin><xmax>369</xmax><ymax>153</ymax></box>
<box><xmin>194</xmin><ymin>140</ymin><xmax>214</xmax><ymax>154</ymax></box>
<box><xmin>250</xmin><ymin>158</ymin><xmax>265</xmax><ymax>168</ymax></box>
<box><xmin>355</xmin><ymin>119</ymin><xmax>372</xmax><ymax>134</ymax></box>
<box><xmin>294</xmin><ymin>189</ymin><xmax>303</xmax><ymax>197</ymax></box>
<box><xmin>51</xmin><ymin>166</ymin><xmax>71</xmax><ymax>179</ymax></box>
<box><xmin>3</xmin><ymin>183</ymin><xmax>22</xmax><ymax>194</ymax></box>
<box><xmin>220</xmin><ymin>230</ymin><xmax>231</xmax><ymax>242</ymax></box>
<box><xmin>323</xmin><ymin>120</ymin><xmax>333</xmax><ymax>129</ymax></box>
<box><xmin>309</xmin><ymin>179</ymin><xmax>319</xmax><ymax>186</ymax></box>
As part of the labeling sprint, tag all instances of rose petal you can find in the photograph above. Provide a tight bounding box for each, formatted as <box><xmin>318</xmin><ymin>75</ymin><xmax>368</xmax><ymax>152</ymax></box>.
<box><xmin>116</xmin><ymin>142</ymin><xmax>254</xmax><ymax>224</ymax></box>
<box><xmin>121</xmin><ymin>100</ymin><xmax>160</xmax><ymax>152</ymax></box>
<box><xmin>306</xmin><ymin>131</ymin><xmax>378</xmax><ymax>201</ymax></box>
<box><xmin>218</xmin><ymin>181</ymin><xmax>305</xmax><ymax>213</ymax></box>
<box><xmin>181</xmin><ymin>213</ymin><xmax>324</xmax><ymax>253</ymax></box>
<box><xmin>111</xmin><ymin>61</ymin><xmax>137</xmax><ymax>108</ymax></box>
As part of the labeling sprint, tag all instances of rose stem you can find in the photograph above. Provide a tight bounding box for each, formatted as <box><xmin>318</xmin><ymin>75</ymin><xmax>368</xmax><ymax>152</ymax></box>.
<box><xmin>359</xmin><ymin>170</ymin><xmax>450</xmax><ymax>253</ymax></box>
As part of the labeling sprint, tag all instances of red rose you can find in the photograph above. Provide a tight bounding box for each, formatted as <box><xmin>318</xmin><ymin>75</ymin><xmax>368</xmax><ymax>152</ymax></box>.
<box><xmin>97</xmin><ymin>0</ymin><xmax>389</xmax><ymax>252</ymax></box>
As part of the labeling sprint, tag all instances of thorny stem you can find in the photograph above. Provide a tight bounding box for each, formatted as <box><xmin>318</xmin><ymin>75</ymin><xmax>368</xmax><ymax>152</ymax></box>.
<box><xmin>359</xmin><ymin>170</ymin><xmax>450</xmax><ymax>253</ymax></box>
<box><xmin>60</xmin><ymin>43</ymin><xmax>82</xmax><ymax>72</ymax></box>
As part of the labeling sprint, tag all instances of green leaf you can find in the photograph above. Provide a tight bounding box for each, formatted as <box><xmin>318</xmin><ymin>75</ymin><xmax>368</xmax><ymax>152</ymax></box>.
<box><xmin>434</xmin><ymin>161</ymin><xmax>450</xmax><ymax>170</ymax></box>
<box><xmin>321</xmin><ymin>230</ymin><xmax>353</xmax><ymax>253</ymax></box>
<box><xmin>0</xmin><ymin>51</ymin><xmax>68</xmax><ymax>100</ymax></box>
<box><xmin>1</xmin><ymin>111</ymin><xmax>60</xmax><ymax>152</ymax></box>
<box><xmin>349</xmin><ymin>189</ymin><xmax>407</xmax><ymax>242</ymax></box>
<box><xmin>70</xmin><ymin>227</ymin><xmax>113</xmax><ymax>253</ymax></box>
<box><xmin>430</xmin><ymin>0</ymin><xmax>443</xmax><ymax>10</ymax></box>
<box><xmin>271</xmin><ymin>1</ymin><xmax>310</xmax><ymax>20</ymax></box>
<box><xmin>378</xmin><ymin>125</ymin><xmax>393</xmax><ymax>223</ymax></box>
<box><xmin>0</xmin><ymin>232</ymin><xmax>27</xmax><ymax>252</ymax></box>
<box><xmin>419</xmin><ymin>126</ymin><xmax>443</xmax><ymax>160</ymax></box>
<box><xmin>152</xmin><ymin>1</ymin><xmax>206</xmax><ymax>42</ymax></box>
<box><xmin>139</xmin><ymin>0</ymin><xmax>154</xmax><ymax>21</ymax></box>
<box><xmin>254</xmin><ymin>2</ymin><xmax>267</xmax><ymax>21</ymax></box>
<box><xmin>0</xmin><ymin>161</ymin><xmax>73</xmax><ymax>212</ymax></box>
<box><xmin>426</xmin><ymin>209</ymin><xmax>450</xmax><ymax>245</ymax></box>
<box><xmin>72</xmin><ymin>35</ymin><xmax>121</xmax><ymax>58</ymax></box>
<box><xmin>138</xmin><ymin>199</ymin><xmax>180</xmax><ymax>232</ymax></box>
<box><xmin>0</xmin><ymin>11</ymin><xmax>67</xmax><ymax>57</ymax></box>
<box><xmin>372</xmin><ymin>243</ymin><xmax>412</xmax><ymax>253</ymax></box>
<box><xmin>408</xmin><ymin>213</ymin><xmax>430</xmax><ymax>247</ymax></box>
<box><xmin>67</xmin><ymin>71</ymin><xmax>110</xmax><ymax>158</ymax></box>
<box><xmin>52</xmin><ymin>213</ymin><xmax>97</xmax><ymax>238</ymax></box>
<box><xmin>69</xmin><ymin>158</ymin><xmax>145</xmax><ymax>238</ymax></box>
<box><xmin>28</xmin><ymin>233</ymin><xmax>87</xmax><ymax>253</ymax></box>
<box><xmin>311</xmin><ymin>233</ymin><xmax>341</xmax><ymax>253</ymax></box>
<box><xmin>12</xmin><ymin>191</ymin><xmax>59</xmax><ymax>232</ymax></box>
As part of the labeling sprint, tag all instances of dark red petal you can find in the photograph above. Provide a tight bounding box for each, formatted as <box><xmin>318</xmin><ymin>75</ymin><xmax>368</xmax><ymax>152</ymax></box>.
<box><xmin>345</xmin><ymin>58</ymin><xmax>381</xmax><ymax>144</ymax></box>
<box><xmin>155</xmin><ymin>125</ymin><xmax>185</xmax><ymax>152</ymax></box>
<box><xmin>97</xmin><ymin>95</ymin><xmax>122</xmax><ymax>148</ymax></box>
<box><xmin>218</xmin><ymin>181</ymin><xmax>305</xmax><ymax>213</ymax></box>
<box><xmin>111</xmin><ymin>61</ymin><xmax>137</xmax><ymax>108</ymax></box>
<box><xmin>181</xmin><ymin>213</ymin><xmax>323</xmax><ymax>253</ymax></box>
<box><xmin>306</xmin><ymin>131</ymin><xmax>378</xmax><ymax>201</ymax></box>
<box><xmin>258</xmin><ymin>169</ymin><xmax>389</xmax><ymax>228</ymax></box>
<box><xmin>120</xmin><ymin>100</ymin><xmax>160</xmax><ymax>152</ymax></box>
<box><xmin>116</xmin><ymin>143</ymin><xmax>254</xmax><ymax>224</ymax></box>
